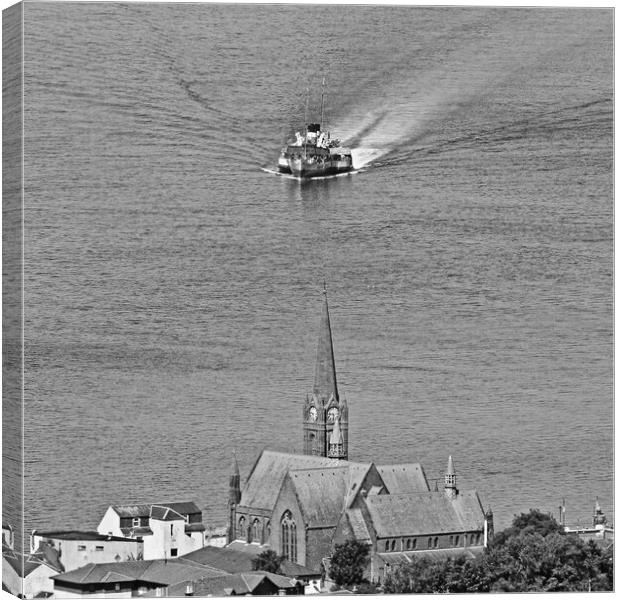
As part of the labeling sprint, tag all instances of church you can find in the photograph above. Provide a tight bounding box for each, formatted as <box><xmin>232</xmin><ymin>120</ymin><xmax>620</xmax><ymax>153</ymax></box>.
<box><xmin>227</xmin><ymin>289</ymin><xmax>492</xmax><ymax>583</ymax></box>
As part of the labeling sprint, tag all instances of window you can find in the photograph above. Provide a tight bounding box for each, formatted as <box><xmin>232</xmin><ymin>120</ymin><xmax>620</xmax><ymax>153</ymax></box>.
<box><xmin>454</xmin><ymin>535</ymin><xmax>460</xmax><ymax>546</ymax></box>
<box><xmin>114</xmin><ymin>584</ymin><xmax>121</xmax><ymax>591</ymax></box>
<box><xmin>412</xmin><ymin>538</ymin><xmax>417</xmax><ymax>549</ymax></box>
<box><xmin>384</xmin><ymin>540</ymin><xmax>389</xmax><ymax>552</ymax></box>
<box><xmin>133</xmin><ymin>517</ymin><xmax>140</xmax><ymax>527</ymax></box>
<box><xmin>77</xmin><ymin>545</ymin><xmax>86</xmax><ymax>551</ymax></box>
<box><xmin>251</xmin><ymin>518</ymin><xmax>260</xmax><ymax>543</ymax></box>
<box><xmin>449</xmin><ymin>536</ymin><xmax>454</xmax><ymax>546</ymax></box>
<box><xmin>170</xmin><ymin>524</ymin><xmax>174</xmax><ymax>536</ymax></box>
<box><xmin>237</xmin><ymin>516</ymin><xmax>246</xmax><ymax>540</ymax></box>
<box><xmin>391</xmin><ymin>539</ymin><xmax>396</xmax><ymax>551</ymax></box>
<box><xmin>433</xmin><ymin>537</ymin><xmax>439</xmax><ymax>548</ymax></box>
<box><xmin>427</xmin><ymin>537</ymin><xmax>432</xmax><ymax>548</ymax></box>
<box><xmin>95</xmin><ymin>546</ymin><xmax>104</xmax><ymax>551</ymax></box>
<box><xmin>406</xmin><ymin>539</ymin><xmax>411</xmax><ymax>550</ymax></box>
<box><xmin>170</xmin><ymin>548</ymin><xmax>178</xmax><ymax>557</ymax></box>
<box><xmin>280</xmin><ymin>511</ymin><xmax>297</xmax><ymax>563</ymax></box>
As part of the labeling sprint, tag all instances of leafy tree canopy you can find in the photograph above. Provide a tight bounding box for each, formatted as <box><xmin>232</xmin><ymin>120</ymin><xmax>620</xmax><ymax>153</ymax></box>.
<box><xmin>382</xmin><ymin>509</ymin><xmax>612</xmax><ymax>593</ymax></box>
<box><xmin>329</xmin><ymin>539</ymin><xmax>370</xmax><ymax>587</ymax></box>
<box><xmin>251</xmin><ymin>549</ymin><xmax>284</xmax><ymax>575</ymax></box>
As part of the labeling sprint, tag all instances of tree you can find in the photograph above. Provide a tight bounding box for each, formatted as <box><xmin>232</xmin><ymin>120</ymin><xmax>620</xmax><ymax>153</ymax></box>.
<box><xmin>383</xmin><ymin>510</ymin><xmax>613</xmax><ymax>594</ymax></box>
<box><xmin>328</xmin><ymin>539</ymin><xmax>370</xmax><ymax>587</ymax></box>
<box><xmin>251</xmin><ymin>549</ymin><xmax>284</xmax><ymax>574</ymax></box>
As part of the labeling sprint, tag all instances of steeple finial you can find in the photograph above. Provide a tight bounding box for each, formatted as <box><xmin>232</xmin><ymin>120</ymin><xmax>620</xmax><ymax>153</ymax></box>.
<box><xmin>313</xmin><ymin>286</ymin><xmax>339</xmax><ymax>402</ymax></box>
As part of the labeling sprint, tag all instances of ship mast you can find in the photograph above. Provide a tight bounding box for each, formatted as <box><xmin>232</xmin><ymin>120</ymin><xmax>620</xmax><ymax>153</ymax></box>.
<box><xmin>304</xmin><ymin>88</ymin><xmax>309</xmax><ymax>158</ymax></box>
<box><xmin>320</xmin><ymin>77</ymin><xmax>326</xmax><ymax>130</ymax></box>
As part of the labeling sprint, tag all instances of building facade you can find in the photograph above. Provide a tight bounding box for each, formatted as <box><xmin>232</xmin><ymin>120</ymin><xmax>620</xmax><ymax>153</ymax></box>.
<box><xmin>97</xmin><ymin>502</ymin><xmax>206</xmax><ymax>560</ymax></box>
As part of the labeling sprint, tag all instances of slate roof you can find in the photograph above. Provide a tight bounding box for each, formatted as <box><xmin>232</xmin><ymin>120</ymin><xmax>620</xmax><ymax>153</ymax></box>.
<box><xmin>180</xmin><ymin>544</ymin><xmax>319</xmax><ymax>578</ymax></box>
<box><xmin>120</xmin><ymin>526</ymin><xmax>153</xmax><ymax>537</ymax></box>
<box><xmin>345</xmin><ymin>508</ymin><xmax>372</xmax><ymax>542</ymax></box>
<box><xmin>3</xmin><ymin>544</ymin><xmax>63</xmax><ymax>577</ymax></box>
<box><xmin>187</xmin><ymin>571</ymin><xmax>299</xmax><ymax>597</ymax></box>
<box><xmin>376</xmin><ymin>463</ymin><xmax>430</xmax><ymax>494</ymax></box>
<box><xmin>150</xmin><ymin>505</ymin><xmax>185</xmax><ymax>522</ymax></box>
<box><xmin>34</xmin><ymin>530</ymin><xmax>135</xmax><ymax>543</ymax></box>
<box><xmin>52</xmin><ymin>559</ymin><xmax>226</xmax><ymax>587</ymax></box>
<box><xmin>286</xmin><ymin>467</ymin><xmax>351</xmax><ymax>527</ymax></box>
<box><xmin>240</xmin><ymin>450</ymin><xmax>360</xmax><ymax>511</ymax></box>
<box><xmin>364</xmin><ymin>491</ymin><xmax>485</xmax><ymax>537</ymax></box>
<box><xmin>111</xmin><ymin>501</ymin><xmax>201</xmax><ymax>518</ymax></box>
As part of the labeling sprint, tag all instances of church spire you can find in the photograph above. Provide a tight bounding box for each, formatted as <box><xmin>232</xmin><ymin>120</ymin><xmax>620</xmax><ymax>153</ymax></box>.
<box><xmin>313</xmin><ymin>285</ymin><xmax>339</xmax><ymax>402</ymax></box>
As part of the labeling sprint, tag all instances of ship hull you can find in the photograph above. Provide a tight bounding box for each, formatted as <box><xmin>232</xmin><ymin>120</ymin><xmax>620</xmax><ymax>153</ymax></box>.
<box><xmin>287</xmin><ymin>157</ymin><xmax>353</xmax><ymax>178</ymax></box>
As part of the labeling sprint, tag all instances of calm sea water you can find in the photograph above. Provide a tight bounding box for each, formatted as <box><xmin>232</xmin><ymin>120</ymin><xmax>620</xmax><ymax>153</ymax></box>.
<box><xmin>10</xmin><ymin>4</ymin><xmax>613</xmax><ymax>552</ymax></box>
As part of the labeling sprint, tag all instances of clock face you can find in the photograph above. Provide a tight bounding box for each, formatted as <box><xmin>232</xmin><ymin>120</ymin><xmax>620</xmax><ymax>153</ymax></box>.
<box><xmin>309</xmin><ymin>406</ymin><xmax>318</xmax><ymax>422</ymax></box>
<box><xmin>327</xmin><ymin>407</ymin><xmax>339</xmax><ymax>422</ymax></box>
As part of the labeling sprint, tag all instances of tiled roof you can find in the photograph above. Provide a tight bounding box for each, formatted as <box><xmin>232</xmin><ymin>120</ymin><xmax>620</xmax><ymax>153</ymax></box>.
<box><xmin>111</xmin><ymin>501</ymin><xmax>201</xmax><ymax>518</ymax></box>
<box><xmin>52</xmin><ymin>558</ymin><xmax>226</xmax><ymax>586</ymax></box>
<box><xmin>240</xmin><ymin>450</ymin><xmax>357</xmax><ymax>512</ymax></box>
<box><xmin>34</xmin><ymin>530</ymin><xmax>135</xmax><ymax>543</ymax></box>
<box><xmin>3</xmin><ymin>545</ymin><xmax>63</xmax><ymax>578</ymax></box>
<box><xmin>188</xmin><ymin>571</ymin><xmax>298</xmax><ymax>597</ymax></box>
<box><xmin>345</xmin><ymin>508</ymin><xmax>372</xmax><ymax>542</ymax></box>
<box><xmin>376</xmin><ymin>464</ymin><xmax>430</xmax><ymax>494</ymax></box>
<box><xmin>180</xmin><ymin>545</ymin><xmax>319</xmax><ymax>578</ymax></box>
<box><xmin>286</xmin><ymin>467</ymin><xmax>350</xmax><ymax>527</ymax></box>
<box><xmin>150</xmin><ymin>505</ymin><xmax>185</xmax><ymax>522</ymax></box>
<box><xmin>185</xmin><ymin>523</ymin><xmax>206</xmax><ymax>533</ymax></box>
<box><xmin>365</xmin><ymin>491</ymin><xmax>485</xmax><ymax>537</ymax></box>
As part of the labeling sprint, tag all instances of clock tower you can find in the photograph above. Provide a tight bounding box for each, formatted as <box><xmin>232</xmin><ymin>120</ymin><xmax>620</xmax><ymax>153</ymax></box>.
<box><xmin>303</xmin><ymin>287</ymin><xmax>348</xmax><ymax>460</ymax></box>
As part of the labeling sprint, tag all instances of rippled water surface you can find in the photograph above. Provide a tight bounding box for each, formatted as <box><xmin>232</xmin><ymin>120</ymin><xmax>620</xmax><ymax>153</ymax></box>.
<box><xmin>8</xmin><ymin>4</ymin><xmax>613</xmax><ymax>551</ymax></box>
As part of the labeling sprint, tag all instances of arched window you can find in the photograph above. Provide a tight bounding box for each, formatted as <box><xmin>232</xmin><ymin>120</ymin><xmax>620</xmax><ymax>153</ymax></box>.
<box><xmin>266</xmin><ymin>520</ymin><xmax>271</xmax><ymax>539</ymax></box>
<box><xmin>406</xmin><ymin>539</ymin><xmax>411</xmax><ymax>550</ymax></box>
<box><xmin>450</xmin><ymin>536</ymin><xmax>454</xmax><ymax>546</ymax></box>
<box><xmin>280</xmin><ymin>511</ymin><xmax>297</xmax><ymax>563</ymax></box>
<box><xmin>427</xmin><ymin>537</ymin><xmax>432</xmax><ymax>548</ymax></box>
<box><xmin>455</xmin><ymin>535</ymin><xmax>460</xmax><ymax>546</ymax></box>
<box><xmin>433</xmin><ymin>537</ymin><xmax>439</xmax><ymax>548</ymax></box>
<box><xmin>237</xmin><ymin>516</ymin><xmax>245</xmax><ymax>540</ymax></box>
<box><xmin>391</xmin><ymin>539</ymin><xmax>396</xmax><ymax>551</ymax></box>
<box><xmin>412</xmin><ymin>538</ymin><xmax>417</xmax><ymax>549</ymax></box>
<box><xmin>384</xmin><ymin>540</ymin><xmax>389</xmax><ymax>552</ymax></box>
<box><xmin>251</xmin><ymin>518</ymin><xmax>260</xmax><ymax>543</ymax></box>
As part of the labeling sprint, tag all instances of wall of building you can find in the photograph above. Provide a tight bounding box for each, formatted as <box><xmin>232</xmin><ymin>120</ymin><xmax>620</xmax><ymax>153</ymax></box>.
<box><xmin>271</xmin><ymin>481</ymin><xmax>306</xmax><ymax>564</ymax></box>
<box><xmin>305</xmin><ymin>527</ymin><xmax>336</xmax><ymax>573</ymax></box>
<box><xmin>2</xmin><ymin>558</ymin><xmax>57</xmax><ymax>599</ymax></box>
<box><xmin>97</xmin><ymin>507</ymin><xmax>122</xmax><ymax>536</ymax></box>
<box><xmin>144</xmin><ymin>518</ymin><xmax>200</xmax><ymax>560</ymax></box>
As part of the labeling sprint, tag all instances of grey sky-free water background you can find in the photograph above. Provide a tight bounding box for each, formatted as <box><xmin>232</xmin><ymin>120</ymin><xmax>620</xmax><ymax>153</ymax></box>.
<box><xmin>6</xmin><ymin>4</ymin><xmax>613</xmax><ymax>552</ymax></box>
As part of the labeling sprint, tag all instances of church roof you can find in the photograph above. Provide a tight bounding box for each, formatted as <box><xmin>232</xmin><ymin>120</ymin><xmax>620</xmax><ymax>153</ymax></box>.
<box><xmin>239</xmin><ymin>450</ymin><xmax>354</xmax><ymax>512</ymax></box>
<box><xmin>376</xmin><ymin>463</ymin><xmax>430</xmax><ymax>494</ymax></box>
<box><xmin>313</xmin><ymin>290</ymin><xmax>339</xmax><ymax>402</ymax></box>
<box><xmin>364</xmin><ymin>491</ymin><xmax>485</xmax><ymax>537</ymax></box>
<box><xmin>285</xmin><ymin>467</ymin><xmax>351</xmax><ymax>527</ymax></box>
<box><xmin>346</xmin><ymin>508</ymin><xmax>372</xmax><ymax>542</ymax></box>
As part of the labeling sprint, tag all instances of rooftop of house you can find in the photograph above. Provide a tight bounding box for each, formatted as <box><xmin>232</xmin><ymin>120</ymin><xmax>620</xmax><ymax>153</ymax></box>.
<box><xmin>33</xmin><ymin>530</ymin><xmax>138</xmax><ymax>543</ymax></box>
<box><xmin>3</xmin><ymin>543</ymin><xmax>63</xmax><ymax>578</ymax></box>
<box><xmin>170</xmin><ymin>570</ymin><xmax>300</xmax><ymax>597</ymax></box>
<box><xmin>110</xmin><ymin>501</ymin><xmax>202</xmax><ymax>519</ymax></box>
<box><xmin>52</xmin><ymin>558</ymin><xmax>227</xmax><ymax>587</ymax></box>
<box><xmin>180</xmin><ymin>544</ymin><xmax>320</xmax><ymax>578</ymax></box>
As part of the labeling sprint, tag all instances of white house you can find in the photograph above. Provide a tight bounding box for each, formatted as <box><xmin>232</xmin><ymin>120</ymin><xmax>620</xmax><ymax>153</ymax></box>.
<box><xmin>30</xmin><ymin>530</ymin><xmax>143</xmax><ymax>572</ymax></box>
<box><xmin>97</xmin><ymin>502</ymin><xmax>206</xmax><ymax>560</ymax></box>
